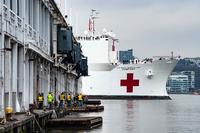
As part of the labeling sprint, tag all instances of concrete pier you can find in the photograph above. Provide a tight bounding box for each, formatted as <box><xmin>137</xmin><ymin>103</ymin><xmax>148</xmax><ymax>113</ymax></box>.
<box><xmin>0</xmin><ymin>0</ymin><xmax>101</xmax><ymax>132</ymax></box>
<box><xmin>0</xmin><ymin>0</ymin><xmax>85</xmax><ymax>119</ymax></box>
<box><xmin>0</xmin><ymin>103</ymin><xmax>104</xmax><ymax>132</ymax></box>
<box><xmin>0</xmin><ymin>110</ymin><xmax>55</xmax><ymax>132</ymax></box>
<box><xmin>0</xmin><ymin>113</ymin><xmax>35</xmax><ymax>133</ymax></box>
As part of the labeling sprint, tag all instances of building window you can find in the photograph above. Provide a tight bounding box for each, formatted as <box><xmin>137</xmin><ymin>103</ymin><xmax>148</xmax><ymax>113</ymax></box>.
<box><xmin>10</xmin><ymin>0</ymin><xmax>13</xmax><ymax>10</ymax></box>
<box><xmin>17</xmin><ymin>0</ymin><xmax>20</xmax><ymax>16</ymax></box>
<box><xmin>29</xmin><ymin>0</ymin><xmax>31</xmax><ymax>24</ymax></box>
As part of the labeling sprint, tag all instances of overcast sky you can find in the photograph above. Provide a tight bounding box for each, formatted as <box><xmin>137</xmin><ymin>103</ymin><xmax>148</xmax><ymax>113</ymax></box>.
<box><xmin>57</xmin><ymin>0</ymin><xmax>200</xmax><ymax>58</ymax></box>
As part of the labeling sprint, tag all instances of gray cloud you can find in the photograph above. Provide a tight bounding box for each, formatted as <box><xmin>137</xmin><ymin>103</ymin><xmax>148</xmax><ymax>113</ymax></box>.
<box><xmin>66</xmin><ymin>0</ymin><xmax>200</xmax><ymax>58</ymax></box>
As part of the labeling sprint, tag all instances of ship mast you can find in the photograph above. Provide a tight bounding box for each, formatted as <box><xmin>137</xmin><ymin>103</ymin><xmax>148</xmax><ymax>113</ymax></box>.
<box><xmin>89</xmin><ymin>9</ymin><xmax>99</xmax><ymax>36</ymax></box>
<box><xmin>111</xmin><ymin>38</ymin><xmax>119</xmax><ymax>52</ymax></box>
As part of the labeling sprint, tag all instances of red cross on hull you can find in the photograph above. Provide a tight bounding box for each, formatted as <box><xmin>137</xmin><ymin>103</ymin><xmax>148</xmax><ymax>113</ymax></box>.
<box><xmin>120</xmin><ymin>73</ymin><xmax>140</xmax><ymax>93</ymax></box>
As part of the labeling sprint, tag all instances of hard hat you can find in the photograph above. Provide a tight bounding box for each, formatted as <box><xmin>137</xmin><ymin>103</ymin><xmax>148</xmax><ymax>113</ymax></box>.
<box><xmin>5</xmin><ymin>107</ymin><xmax>13</xmax><ymax>114</ymax></box>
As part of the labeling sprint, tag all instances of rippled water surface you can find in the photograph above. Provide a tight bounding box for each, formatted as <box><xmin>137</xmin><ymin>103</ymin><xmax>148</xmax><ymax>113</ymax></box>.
<box><xmin>49</xmin><ymin>95</ymin><xmax>200</xmax><ymax>133</ymax></box>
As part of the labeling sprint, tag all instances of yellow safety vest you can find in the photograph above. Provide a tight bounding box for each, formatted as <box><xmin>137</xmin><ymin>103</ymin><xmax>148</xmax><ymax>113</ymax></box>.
<box><xmin>38</xmin><ymin>96</ymin><xmax>43</xmax><ymax>102</ymax></box>
<box><xmin>47</xmin><ymin>94</ymin><xmax>53</xmax><ymax>103</ymax></box>
<box><xmin>67</xmin><ymin>95</ymin><xmax>71</xmax><ymax>101</ymax></box>
<box><xmin>78</xmin><ymin>95</ymin><xmax>83</xmax><ymax>101</ymax></box>
<box><xmin>59</xmin><ymin>94</ymin><xmax>65</xmax><ymax>101</ymax></box>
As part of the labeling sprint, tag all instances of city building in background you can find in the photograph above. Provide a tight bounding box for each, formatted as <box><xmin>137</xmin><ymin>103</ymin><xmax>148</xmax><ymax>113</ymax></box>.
<box><xmin>167</xmin><ymin>73</ymin><xmax>190</xmax><ymax>93</ymax></box>
<box><xmin>181</xmin><ymin>71</ymin><xmax>195</xmax><ymax>91</ymax></box>
<box><xmin>184</xmin><ymin>58</ymin><xmax>200</xmax><ymax>90</ymax></box>
<box><xmin>169</xmin><ymin>58</ymin><xmax>200</xmax><ymax>93</ymax></box>
<box><xmin>118</xmin><ymin>49</ymin><xmax>134</xmax><ymax>64</ymax></box>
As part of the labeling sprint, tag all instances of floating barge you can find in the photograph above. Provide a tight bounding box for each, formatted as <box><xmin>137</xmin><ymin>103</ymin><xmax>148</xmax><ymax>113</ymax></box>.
<box><xmin>47</xmin><ymin>116</ymin><xmax>103</xmax><ymax>130</ymax></box>
<box><xmin>67</xmin><ymin>105</ymin><xmax>104</xmax><ymax>113</ymax></box>
<box><xmin>84</xmin><ymin>100</ymin><xmax>101</xmax><ymax>105</ymax></box>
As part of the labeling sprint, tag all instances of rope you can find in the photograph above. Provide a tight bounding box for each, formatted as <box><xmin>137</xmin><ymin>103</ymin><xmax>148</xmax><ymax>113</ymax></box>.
<box><xmin>0</xmin><ymin>118</ymin><xmax>6</xmax><ymax>125</ymax></box>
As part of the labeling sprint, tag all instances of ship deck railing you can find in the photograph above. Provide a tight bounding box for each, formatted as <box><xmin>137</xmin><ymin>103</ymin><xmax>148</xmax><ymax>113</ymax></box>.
<box><xmin>76</xmin><ymin>35</ymin><xmax>109</xmax><ymax>41</ymax></box>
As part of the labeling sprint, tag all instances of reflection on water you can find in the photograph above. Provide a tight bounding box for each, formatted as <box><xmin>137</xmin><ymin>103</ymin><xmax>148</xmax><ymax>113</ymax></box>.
<box><xmin>48</xmin><ymin>95</ymin><xmax>200</xmax><ymax>133</ymax></box>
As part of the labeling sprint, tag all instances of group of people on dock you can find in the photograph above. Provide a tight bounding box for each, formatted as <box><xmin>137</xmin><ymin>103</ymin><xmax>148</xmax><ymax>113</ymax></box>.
<box><xmin>37</xmin><ymin>92</ymin><xmax>88</xmax><ymax>110</ymax></box>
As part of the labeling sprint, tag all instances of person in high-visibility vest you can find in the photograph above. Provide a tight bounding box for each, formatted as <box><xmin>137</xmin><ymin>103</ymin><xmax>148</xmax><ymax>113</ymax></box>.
<box><xmin>47</xmin><ymin>92</ymin><xmax>54</xmax><ymax>109</ymax></box>
<box><xmin>37</xmin><ymin>93</ymin><xmax>44</xmax><ymax>109</ymax></box>
<box><xmin>78</xmin><ymin>93</ymin><xmax>83</xmax><ymax>107</ymax></box>
<box><xmin>66</xmin><ymin>93</ymin><xmax>72</xmax><ymax>108</ymax></box>
<box><xmin>59</xmin><ymin>92</ymin><xmax>65</xmax><ymax>108</ymax></box>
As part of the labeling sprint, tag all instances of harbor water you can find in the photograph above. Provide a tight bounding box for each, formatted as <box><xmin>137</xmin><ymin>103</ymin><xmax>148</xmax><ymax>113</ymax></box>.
<box><xmin>49</xmin><ymin>95</ymin><xmax>200</xmax><ymax>133</ymax></box>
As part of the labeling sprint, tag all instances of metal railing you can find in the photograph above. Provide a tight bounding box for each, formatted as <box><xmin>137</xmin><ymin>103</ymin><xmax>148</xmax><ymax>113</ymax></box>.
<box><xmin>9</xmin><ymin>9</ymin><xmax>15</xmax><ymax>25</ymax></box>
<box><xmin>3</xmin><ymin>5</ymin><xmax>8</xmax><ymax>20</ymax></box>
<box><xmin>2</xmin><ymin>4</ymin><xmax>49</xmax><ymax>55</ymax></box>
<box><xmin>17</xmin><ymin>16</ymin><xmax>22</xmax><ymax>29</ymax></box>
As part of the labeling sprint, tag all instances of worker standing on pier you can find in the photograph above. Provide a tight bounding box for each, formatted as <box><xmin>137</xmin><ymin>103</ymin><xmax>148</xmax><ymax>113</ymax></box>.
<box><xmin>37</xmin><ymin>93</ymin><xmax>44</xmax><ymax>109</ymax></box>
<box><xmin>83</xmin><ymin>94</ymin><xmax>88</xmax><ymax>103</ymax></box>
<box><xmin>66</xmin><ymin>93</ymin><xmax>72</xmax><ymax>108</ymax></box>
<box><xmin>78</xmin><ymin>93</ymin><xmax>83</xmax><ymax>107</ymax></box>
<box><xmin>59</xmin><ymin>92</ymin><xmax>65</xmax><ymax>108</ymax></box>
<box><xmin>47</xmin><ymin>92</ymin><xmax>54</xmax><ymax>109</ymax></box>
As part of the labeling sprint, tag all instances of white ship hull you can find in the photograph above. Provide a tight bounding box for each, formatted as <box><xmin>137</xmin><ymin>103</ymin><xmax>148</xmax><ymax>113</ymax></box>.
<box><xmin>82</xmin><ymin>59</ymin><xmax>177</xmax><ymax>99</ymax></box>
